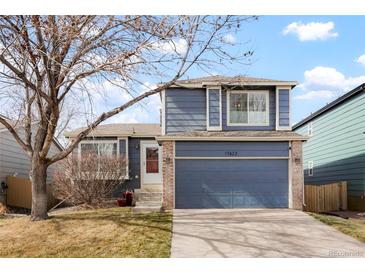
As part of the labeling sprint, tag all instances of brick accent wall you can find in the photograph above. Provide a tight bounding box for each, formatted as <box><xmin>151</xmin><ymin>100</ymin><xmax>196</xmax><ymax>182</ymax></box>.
<box><xmin>161</xmin><ymin>141</ymin><xmax>174</xmax><ymax>209</ymax></box>
<box><xmin>291</xmin><ymin>140</ymin><xmax>304</xmax><ymax>210</ymax></box>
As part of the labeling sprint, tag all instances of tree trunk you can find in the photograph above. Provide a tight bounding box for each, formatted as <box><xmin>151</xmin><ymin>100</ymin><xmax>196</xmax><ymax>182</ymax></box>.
<box><xmin>30</xmin><ymin>161</ymin><xmax>48</xmax><ymax>221</ymax></box>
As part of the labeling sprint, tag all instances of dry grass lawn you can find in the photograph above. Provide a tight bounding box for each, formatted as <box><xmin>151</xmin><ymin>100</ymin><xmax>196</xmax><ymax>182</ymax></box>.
<box><xmin>0</xmin><ymin>207</ymin><xmax>172</xmax><ymax>258</ymax></box>
<box><xmin>310</xmin><ymin>213</ymin><xmax>365</xmax><ymax>243</ymax></box>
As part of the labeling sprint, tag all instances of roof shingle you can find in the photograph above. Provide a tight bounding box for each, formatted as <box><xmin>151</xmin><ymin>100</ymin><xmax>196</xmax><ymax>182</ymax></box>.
<box><xmin>64</xmin><ymin>123</ymin><xmax>161</xmax><ymax>138</ymax></box>
<box><xmin>172</xmin><ymin>75</ymin><xmax>298</xmax><ymax>87</ymax></box>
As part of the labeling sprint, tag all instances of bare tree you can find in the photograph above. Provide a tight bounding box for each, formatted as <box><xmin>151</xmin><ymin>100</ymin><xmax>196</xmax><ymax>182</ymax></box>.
<box><xmin>53</xmin><ymin>153</ymin><xmax>127</xmax><ymax>207</ymax></box>
<box><xmin>0</xmin><ymin>15</ymin><xmax>256</xmax><ymax>220</ymax></box>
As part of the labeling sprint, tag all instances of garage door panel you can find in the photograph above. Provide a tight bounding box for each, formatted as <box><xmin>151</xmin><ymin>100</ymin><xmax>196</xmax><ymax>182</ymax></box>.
<box><xmin>175</xmin><ymin>159</ymin><xmax>288</xmax><ymax>208</ymax></box>
<box><xmin>179</xmin><ymin>159</ymin><xmax>287</xmax><ymax>171</ymax></box>
<box><xmin>176</xmin><ymin>141</ymin><xmax>289</xmax><ymax>157</ymax></box>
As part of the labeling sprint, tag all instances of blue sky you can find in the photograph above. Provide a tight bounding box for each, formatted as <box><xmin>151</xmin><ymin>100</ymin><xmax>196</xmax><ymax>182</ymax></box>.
<box><xmin>97</xmin><ymin>16</ymin><xmax>365</xmax><ymax>127</ymax></box>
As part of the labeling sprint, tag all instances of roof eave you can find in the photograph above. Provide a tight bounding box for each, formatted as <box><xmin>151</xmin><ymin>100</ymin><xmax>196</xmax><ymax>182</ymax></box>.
<box><xmin>156</xmin><ymin>136</ymin><xmax>309</xmax><ymax>141</ymax></box>
<box><xmin>161</xmin><ymin>81</ymin><xmax>298</xmax><ymax>89</ymax></box>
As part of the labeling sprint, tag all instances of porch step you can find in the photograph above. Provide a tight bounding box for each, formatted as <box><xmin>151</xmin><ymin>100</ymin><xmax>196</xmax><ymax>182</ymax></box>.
<box><xmin>136</xmin><ymin>201</ymin><xmax>162</xmax><ymax>207</ymax></box>
<box><xmin>135</xmin><ymin>190</ymin><xmax>163</xmax><ymax>202</ymax></box>
<box><xmin>134</xmin><ymin>188</ymin><xmax>163</xmax><ymax>212</ymax></box>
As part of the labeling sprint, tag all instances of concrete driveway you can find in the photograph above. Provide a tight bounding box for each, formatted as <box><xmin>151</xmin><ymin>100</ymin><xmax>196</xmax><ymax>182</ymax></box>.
<box><xmin>171</xmin><ymin>209</ymin><xmax>365</xmax><ymax>258</ymax></box>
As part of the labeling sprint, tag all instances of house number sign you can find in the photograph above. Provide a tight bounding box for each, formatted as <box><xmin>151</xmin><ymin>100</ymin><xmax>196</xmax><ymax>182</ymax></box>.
<box><xmin>224</xmin><ymin>151</ymin><xmax>238</xmax><ymax>156</ymax></box>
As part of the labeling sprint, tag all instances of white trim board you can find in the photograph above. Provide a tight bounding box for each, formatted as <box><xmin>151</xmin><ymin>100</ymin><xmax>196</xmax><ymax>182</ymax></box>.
<box><xmin>161</xmin><ymin>89</ymin><xmax>166</xmax><ymax>135</ymax></box>
<box><xmin>156</xmin><ymin>136</ymin><xmax>309</xmax><ymax>141</ymax></box>
<box><xmin>276</xmin><ymin>86</ymin><xmax>292</xmax><ymax>131</ymax></box>
<box><xmin>288</xmin><ymin>142</ymin><xmax>293</xmax><ymax>208</ymax></box>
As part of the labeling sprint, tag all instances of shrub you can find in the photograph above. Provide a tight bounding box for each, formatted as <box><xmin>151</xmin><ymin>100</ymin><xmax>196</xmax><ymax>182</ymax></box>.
<box><xmin>53</xmin><ymin>153</ymin><xmax>127</xmax><ymax>207</ymax></box>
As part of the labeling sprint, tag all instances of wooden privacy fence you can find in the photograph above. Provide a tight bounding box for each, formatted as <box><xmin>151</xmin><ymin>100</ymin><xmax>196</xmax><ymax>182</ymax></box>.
<box><xmin>304</xmin><ymin>181</ymin><xmax>347</xmax><ymax>213</ymax></box>
<box><xmin>6</xmin><ymin>176</ymin><xmax>57</xmax><ymax>209</ymax></box>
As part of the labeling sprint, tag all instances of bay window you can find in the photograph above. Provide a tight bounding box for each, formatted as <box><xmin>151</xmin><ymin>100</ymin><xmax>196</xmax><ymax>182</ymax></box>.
<box><xmin>227</xmin><ymin>90</ymin><xmax>269</xmax><ymax>126</ymax></box>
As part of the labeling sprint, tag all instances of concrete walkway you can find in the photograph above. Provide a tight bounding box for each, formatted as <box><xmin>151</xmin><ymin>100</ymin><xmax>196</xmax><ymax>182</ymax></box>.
<box><xmin>171</xmin><ymin>209</ymin><xmax>365</xmax><ymax>258</ymax></box>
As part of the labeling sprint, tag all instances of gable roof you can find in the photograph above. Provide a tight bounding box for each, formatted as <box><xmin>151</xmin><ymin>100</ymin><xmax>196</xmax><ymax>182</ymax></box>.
<box><xmin>167</xmin><ymin>75</ymin><xmax>298</xmax><ymax>88</ymax></box>
<box><xmin>293</xmin><ymin>83</ymin><xmax>365</xmax><ymax>130</ymax></box>
<box><xmin>64</xmin><ymin>123</ymin><xmax>161</xmax><ymax>138</ymax></box>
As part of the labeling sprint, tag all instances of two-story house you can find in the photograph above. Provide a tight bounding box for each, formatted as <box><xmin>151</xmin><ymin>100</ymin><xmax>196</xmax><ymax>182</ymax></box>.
<box><xmin>65</xmin><ymin>76</ymin><xmax>308</xmax><ymax>210</ymax></box>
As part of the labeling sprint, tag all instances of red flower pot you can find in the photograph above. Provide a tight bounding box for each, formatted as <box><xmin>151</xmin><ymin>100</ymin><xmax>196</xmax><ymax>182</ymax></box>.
<box><xmin>121</xmin><ymin>191</ymin><xmax>134</xmax><ymax>207</ymax></box>
<box><xmin>117</xmin><ymin>198</ymin><xmax>126</xmax><ymax>207</ymax></box>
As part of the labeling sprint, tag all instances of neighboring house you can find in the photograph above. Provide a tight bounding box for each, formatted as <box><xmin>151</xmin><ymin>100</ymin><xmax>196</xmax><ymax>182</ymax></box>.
<box><xmin>65</xmin><ymin>75</ymin><xmax>308</xmax><ymax>210</ymax></box>
<box><xmin>293</xmin><ymin>84</ymin><xmax>365</xmax><ymax>211</ymax></box>
<box><xmin>0</xmin><ymin>117</ymin><xmax>63</xmax><ymax>206</ymax></box>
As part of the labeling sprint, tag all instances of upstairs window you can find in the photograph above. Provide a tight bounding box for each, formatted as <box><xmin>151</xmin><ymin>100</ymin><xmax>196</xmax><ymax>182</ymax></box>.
<box><xmin>227</xmin><ymin>90</ymin><xmax>269</xmax><ymax>126</ymax></box>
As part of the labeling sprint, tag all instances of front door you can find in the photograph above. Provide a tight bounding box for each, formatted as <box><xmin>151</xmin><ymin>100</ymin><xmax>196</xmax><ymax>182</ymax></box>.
<box><xmin>141</xmin><ymin>141</ymin><xmax>162</xmax><ymax>185</ymax></box>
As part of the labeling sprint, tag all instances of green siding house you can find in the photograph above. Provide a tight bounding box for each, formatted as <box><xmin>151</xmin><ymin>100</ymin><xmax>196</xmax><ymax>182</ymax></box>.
<box><xmin>293</xmin><ymin>84</ymin><xmax>365</xmax><ymax>210</ymax></box>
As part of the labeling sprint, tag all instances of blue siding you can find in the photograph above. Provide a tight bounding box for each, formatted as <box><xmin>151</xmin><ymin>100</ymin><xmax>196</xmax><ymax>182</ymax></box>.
<box><xmin>294</xmin><ymin>91</ymin><xmax>365</xmax><ymax>201</ymax></box>
<box><xmin>279</xmin><ymin>89</ymin><xmax>290</xmax><ymax>126</ymax></box>
<box><xmin>165</xmin><ymin>88</ymin><xmax>206</xmax><ymax>134</ymax></box>
<box><xmin>175</xmin><ymin>159</ymin><xmax>289</xmax><ymax>208</ymax></box>
<box><xmin>115</xmin><ymin>137</ymin><xmax>155</xmax><ymax>193</ymax></box>
<box><xmin>208</xmin><ymin>89</ymin><xmax>220</xmax><ymax>127</ymax></box>
<box><xmin>175</xmin><ymin>141</ymin><xmax>289</xmax><ymax>157</ymax></box>
<box><xmin>165</xmin><ymin>86</ymin><xmax>279</xmax><ymax>134</ymax></box>
<box><xmin>222</xmin><ymin>88</ymin><xmax>276</xmax><ymax>130</ymax></box>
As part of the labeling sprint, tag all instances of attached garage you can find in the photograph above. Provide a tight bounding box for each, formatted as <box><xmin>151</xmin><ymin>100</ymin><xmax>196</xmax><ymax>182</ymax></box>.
<box><xmin>174</xmin><ymin>141</ymin><xmax>290</xmax><ymax>209</ymax></box>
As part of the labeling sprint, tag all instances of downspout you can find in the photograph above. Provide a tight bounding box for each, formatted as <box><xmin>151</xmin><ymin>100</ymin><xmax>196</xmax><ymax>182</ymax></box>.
<box><xmin>302</xmin><ymin>140</ymin><xmax>306</xmax><ymax>208</ymax></box>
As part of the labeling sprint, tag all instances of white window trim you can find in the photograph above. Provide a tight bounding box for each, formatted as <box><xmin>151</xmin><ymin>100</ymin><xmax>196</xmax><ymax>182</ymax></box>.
<box><xmin>227</xmin><ymin>90</ymin><xmax>270</xmax><ymax>126</ymax></box>
<box><xmin>276</xmin><ymin>86</ymin><xmax>292</xmax><ymax>131</ymax></box>
<box><xmin>308</xmin><ymin>160</ymin><xmax>314</xmax><ymax>176</ymax></box>
<box><xmin>206</xmin><ymin>86</ymin><xmax>222</xmax><ymax>131</ymax></box>
<box><xmin>308</xmin><ymin>122</ymin><xmax>313</xmax><ymax>137</ymax></box>
<box><xmin>78</xmin><ymin>139</ymin><xmax>129</xmax><ymax>179</ymax></box>
<box><xmin>161</xmin><ymin>89</ymin><xmax>166</xmax><ymax>135</ymax></box>
<box><xmin>118</xmin><ymin>137</ymin><xmax>129</xmax><ymax>179</ymax></box>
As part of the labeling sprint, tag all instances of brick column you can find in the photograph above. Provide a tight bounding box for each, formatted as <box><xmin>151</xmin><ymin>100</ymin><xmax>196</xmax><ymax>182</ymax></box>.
<box><xmin>161</xmin><ymin>141</ymin><xmax>174</xmax><ymax>209</ymax></box>
<box><xmin>291</xmin><ymin>140</ymin><xmax>304</xmax><ymax>210</ymax></box>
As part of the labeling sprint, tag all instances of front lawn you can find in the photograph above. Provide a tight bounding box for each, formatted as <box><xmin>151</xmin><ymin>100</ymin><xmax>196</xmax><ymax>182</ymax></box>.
<box><xmin>0</xmin><ymin>207</ymin><xmax>172</xmax><ymax>258</ymax></box>
<box><xmin>310</xmin><ymin>213</ymin><xmax>365</xmax><ymax>243</ymax></box>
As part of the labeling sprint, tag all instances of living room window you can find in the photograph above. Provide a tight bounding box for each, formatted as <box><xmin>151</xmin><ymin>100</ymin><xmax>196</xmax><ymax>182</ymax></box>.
<box><xmin>79</xmin><ymin>140</ymin><xmax>118</xmax><ymax>171</ymax></box>
<box><xmin>227</xmin><ymin>90</ymin><xmax>269</xmax><ymax>126</ymax></box>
